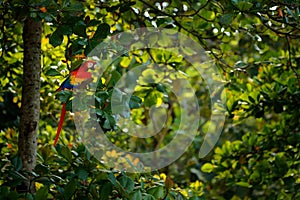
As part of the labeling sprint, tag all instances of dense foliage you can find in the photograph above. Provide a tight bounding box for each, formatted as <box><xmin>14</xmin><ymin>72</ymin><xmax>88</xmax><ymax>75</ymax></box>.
<box><xmin>0</xmin><ymin>0</ymin><xmax>299</xmax><ymax>199</ymax></box>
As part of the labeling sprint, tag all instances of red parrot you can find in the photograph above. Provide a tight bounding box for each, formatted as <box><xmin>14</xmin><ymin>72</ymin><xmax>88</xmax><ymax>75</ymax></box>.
<box><xmin>54</xmin><ymin>60</ymin><xmax>96</xmax><ymax>146</ymax></box>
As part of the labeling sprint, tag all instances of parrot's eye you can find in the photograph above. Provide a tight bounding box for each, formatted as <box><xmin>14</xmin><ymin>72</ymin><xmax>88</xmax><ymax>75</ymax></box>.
<box><xmin>87</xmin><ymin>61</ymin><xmax>96</xmax><ymax>69</ymax></box>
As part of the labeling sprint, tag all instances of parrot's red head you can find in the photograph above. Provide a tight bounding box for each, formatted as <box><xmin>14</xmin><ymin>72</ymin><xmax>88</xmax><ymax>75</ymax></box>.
<box><xmin>74</xmin><ymin>60</ymin><xmax>96</xmax><ymax>79</ymax></box>
<box><xmin>82</xmin><ymin>60</ymin><xmax>96</xmax><ymax>70</ymax></box>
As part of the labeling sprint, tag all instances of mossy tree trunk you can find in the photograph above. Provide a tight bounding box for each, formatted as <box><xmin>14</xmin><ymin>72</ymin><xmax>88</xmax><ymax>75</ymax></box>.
<box><xmin>18</xmin><ymin>16</ymin><xmax>42</xmax><ymax>193</ymax></box>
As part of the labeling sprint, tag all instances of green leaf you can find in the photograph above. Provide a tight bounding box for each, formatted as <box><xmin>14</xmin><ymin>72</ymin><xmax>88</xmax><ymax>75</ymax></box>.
<box><xmin>108</xmin><ymin>172</ymin><xmax>118</xmax><ymax>187</ymax></box>
<box><xmin>49</xmin><ymin>29</ymin><xmax>63</xmax><ymax>47</ymax></box>
<box><xmin>99</xmin><ymin>182</ymin><xmax>113</xmax><ymax>200</ymax></box>
<box><xmin>147</xmin><ymin>186</ymin><xmax>165</xmax><ymax>199</ymax></box>
<box><xmin>129</xmin><ymin>190</ymin><xmax>142</xmax><ymax>200</ymax></box>
<box><xmin>175</xmin><ymin>193</ymin><xmax>186</xmax><ymax>200</ymax></box>
<box><xmin>103</xmin><ymin>112</ymin><xmax>116</xmax><ymax>129</ymax></box>
<box><xmin>120</xmin><ymin>2</ymin><xmax>136</xmax><ymax>12</ymax></box>
<box><xmin>76</xmin><ymin>168</ymin><xmax>89</xmax><ymax>180</ymax></box>
<box><xmin>30</xmin><ymin>12</ymin><xmax>37</xmax><ymax>18</ymax></box>
<box><xmin>65</xmin><ymin>98</ymin><xmax>73</xmax><ymax>111</ymax></box>
<box><xmin>118</xmin><ymin>175</ymin><xmax>135</xmax><ymax>193</ymax></box>
<box><xmin>235</xmin><ymin>181</ymin><xmax>252</xmax><ymax>188</ymax></box>
<box><xmin>57</xmin><ymin>25</ymin><xmax>72</xmax><ymax>35</ymax></box>
<box><xmin>143</xmin><ymin>194</ymin><xmax>156</xmax><ymax>200</ymax></box>
<box><xmin>64</xmin><ymin>179</ymin><xmax>77</xmax><ymax>200</ymax></box>
<box><xmin>0</xmin><ymin>186</ymin><xmax>19</xmax><ymax>199</ymax></box>
<box><xmin>45</xmin><ymin>68</ymin><xmax>61</xmax><ymax>76</ymax></box>
<box><xmin>120</xmin><ymin>56</ymin><xmax>132</xmax><ymax>68</ymax></box>
<box><xmin>60</xmin><ymin>146</ymin><xmax>72</xmax><ymax>162</ymax></box>
<box><xmin>70</xmin><ymin>41</ymin><xmax>84</xmax><ymax>55</ymax></box>
<box><xmin>108</xmin><ymin>70</ymin><xmax>122</xmax><ymax>88</ymax></box>
<box><xmin>156</xmin><ymin>83</ymin><xmax>167</xmax><ymax>93</ymax></box>
<box><xmin>249</xmin><ymin>171</ymin><xmax>260</xmax><ymax>182</ymax></box>
<box><xmin>74</xmin><ymin>38</ymin><xmax>88</xmax><ymax>46</ymax></box>
<box><xmin>62</xmin><ymin>2</ymin><xmax>84</xmax><ymax>12</ymax></box>
<box><xmin>201</xmin><ymin>163</ymin><xmax>214</xmax><ymax>173</ymax></box>
<box><xmin>247</xmin><ymin>65</ymin><xmax>259</xmax><ymax>77</ymax></box>
<box><xmin>85</xmin><ymin>39</ymin><xmax>100</xmax><ymax>55</ymax></box>
<box><xmin>274</xmin><ymin>154</ymin><xmax>288</xmax><ymax>175</ymax></box>
<box><xmin>234</xmin><ymin>61</ymin><xmax>248</xmax><ymax>69</ymax></box>
<box><xmin>86</xmin><ymin>19</ymin><xmax>101</xmax><ymax>27</ymax></box>
<box><xmin>93</xmin><ymin>23</ymin><xmax>110</xmax><ymax>41</ymax></box>
<box><xmin>106</xmin><ymin>5</ymin><xmax>121</xmax><ymax>12</ymax></box>
<box><xmin>89</xmin><ymin>184</ymin><xmax>99</xmax><ymax>199</ymax></box>
<box><xmin>200</xmin><ymin>10</ymin><xmax>215</xmax><ymax>20</ymax></box>
<box><xmin>95</xmin><ymin>91</ymin><xmax>109</xmax><ymax>105</ymax></box>
<box><xmin>220</xmin><ymin>13</ymin><xmax>235</xmax><ymax>26</ymax></box>
<box><xmin>12</xmin><ymin>156</ymin><xmax>22</xmax><ymax>171</ymax></box>
<box><xmin>38</xmin><ymin>12</ymin><xmax>53</xmax><ymax>22</ymax></box>
<box><xmin>111</xmin><ymin>87</ymin><xmax>123</xmax><ymax>103</ymax></box>
<box><xmin>73</xmin><ymin>21</ymin><xmax>87</xmax><ymax>37</ymax></box>
<box><xmin>112</xmin><ymin>103</ymin><xmax>130</xmax><ymax>118</ymax></box>
<box><xmin>236</xmin><ymin>1</ymin><xmax>253</xmax><ymax>11</ymax></box>
<box><xmin>103</xmin><ymin>118</ymin><xmax>111</xmax><ymax>129</ymax></box>
<box><xmin>7</xmin><ymin>191</ymin><xmax>19</xmax><ymax>199</ymax></box>
<box><xmin>35</xmin><ymin>187</ymin><xmax>48</xmax><ymax>200</ymax></box>
<box><xmin>144</xmin><ymin>90</ymin><xmax>163</xmax><ymax>107</ymax></box>
<box><xmin>248</xmin><ymin>96</ymin><xmax>255</xmax><ymax>103</ymax></box>
<box><xmin>286</xmin><ymin>7</ymin><xmax>298</xmax><ymax>20</ymax></box>
<box><xmin>248</xmin><ymin>134</ymin><xmax>257</xmax><ymax>146</ymax></box>
<box><xmin>157</xmin><ymin>32</ymin><xmax>172</xmax><ymax>46</ymax></box>
<box><xmin>129</xmin><ymin>95</ymin><xmax>142</xmax><ymax>109</ymax></box>
<box><xmin>119</xmin><ymin>32</ymin><xmax>135</xmax><ymax>45</ymax></box>
<box><xmin>56</xmin><ymin>90</ymin><xmax>72</xmax><ymax>103</ymax></box>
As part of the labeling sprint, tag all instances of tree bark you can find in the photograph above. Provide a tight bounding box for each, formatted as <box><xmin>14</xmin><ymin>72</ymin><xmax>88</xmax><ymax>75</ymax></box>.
<box><xmin>18</xmin><ymin>17</ymin><xmax>42</xmax><ymax>193</ymax></box>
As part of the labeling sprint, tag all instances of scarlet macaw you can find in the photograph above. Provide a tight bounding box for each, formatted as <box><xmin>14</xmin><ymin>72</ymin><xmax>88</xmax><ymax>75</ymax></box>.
<box><xmin>54</xmin><ymin>60</ymin><xmax>95</xmax><ymax>146</ymax></box>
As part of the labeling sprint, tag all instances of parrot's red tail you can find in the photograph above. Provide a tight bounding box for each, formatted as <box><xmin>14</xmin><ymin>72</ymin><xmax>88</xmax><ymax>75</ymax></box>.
<box><xmin>54</xmin><ymin>103</ymin><xmax>66</xmax><ymax>146</ymax></box>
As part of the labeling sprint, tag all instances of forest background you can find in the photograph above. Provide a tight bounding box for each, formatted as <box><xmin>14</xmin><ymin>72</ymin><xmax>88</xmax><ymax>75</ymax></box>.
<box><xmin>0</xmin><ymin>0</ymin><xmax>299</xmax><ymax>199</ymax></box>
